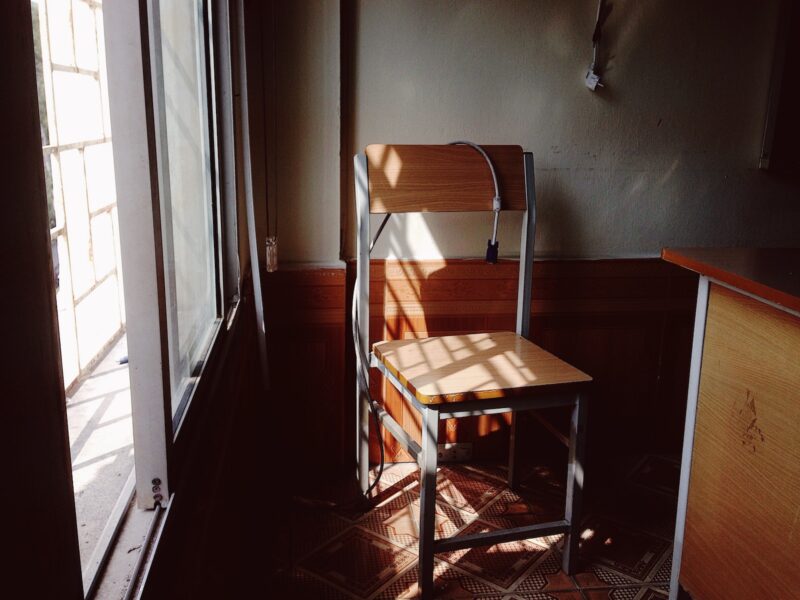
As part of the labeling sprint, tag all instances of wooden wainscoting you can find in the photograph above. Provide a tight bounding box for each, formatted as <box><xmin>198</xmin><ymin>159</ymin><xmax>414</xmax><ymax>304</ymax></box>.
<box><xmin>262</xmin><ymin>259</ymin><xmax>696</xmax><ymax>484</ymax></box>
<box><xmin>350</xmin><ymin>259</ymin><xmax>697</xmax><ymax>467</ymax></box>
<box><xmin>263</xmin><ymin>266</ymin><xmax>349</xmax><ymax>484</ymax></box>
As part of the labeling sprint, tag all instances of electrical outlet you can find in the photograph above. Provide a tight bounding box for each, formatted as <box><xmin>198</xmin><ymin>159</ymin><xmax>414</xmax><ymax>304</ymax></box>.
<box><xmin>437</xmin><ymin>442</ymin><xmax>473</xmax><ymax>463</ymax></box>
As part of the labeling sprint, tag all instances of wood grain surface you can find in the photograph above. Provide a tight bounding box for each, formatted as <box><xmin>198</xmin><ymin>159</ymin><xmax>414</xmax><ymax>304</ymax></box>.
<box><xmin>681</xmin><ymin>284</ymin><xmax>800</xmax><ymax>600</ymax></box>
<box><xmin>365</xmin><ymin>144</ymin><xmax>526</xmax><ymax>213</ymax></box>
<box><xmin>373</xmin><ymin>331</ymin><xmax>591</xmax><ymax>404</ymax></box>
<box><xmin>662</xmin><ymin>247</ymin><xmax>800</xmax><ymax>314</ymax></box>
<box><xmin>260</xmin><ymin>259</ymin><xmax>696</xmax><ymax>470</ymax></box>
<box><xmin>357</xmin><ymin>258</ymin><xmax>696</xmax><ymax>464</ymax></box>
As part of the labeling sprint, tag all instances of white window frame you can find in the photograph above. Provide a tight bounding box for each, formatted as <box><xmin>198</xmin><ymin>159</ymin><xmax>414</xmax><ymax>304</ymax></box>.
<box><xmin>103</xmin><ymin>0</ymin><xmax>241</xmax><ymax>509</ymax></box>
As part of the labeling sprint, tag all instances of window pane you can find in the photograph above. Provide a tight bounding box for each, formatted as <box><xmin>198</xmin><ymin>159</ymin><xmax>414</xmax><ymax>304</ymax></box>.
<box><xmin>152</xmin><ymin>0</ymin><xmax>219</xmax><ymax>417</ymax></box>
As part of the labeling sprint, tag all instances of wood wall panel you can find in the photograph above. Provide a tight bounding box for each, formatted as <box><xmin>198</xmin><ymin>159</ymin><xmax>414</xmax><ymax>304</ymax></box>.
<box><xmin>355</xmin><ymin>259</ymin><xmax>697</xmax><ymax>467</ymax></box>
<box><xmin>263</xmin><ymin>267</ymin><xmax>349</xmax><ymax>486</ymax></box>
<box><xmin>260</xmin><ymin>259</ymin><xmax>696</xmax><ymax>487</ymax></box>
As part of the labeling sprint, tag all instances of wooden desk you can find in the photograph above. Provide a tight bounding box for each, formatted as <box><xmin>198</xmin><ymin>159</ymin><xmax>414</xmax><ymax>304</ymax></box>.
<box><xmin>663</xmin><ymin>248</ymin><xmax>800</xmax><ymax>600</ymax></box>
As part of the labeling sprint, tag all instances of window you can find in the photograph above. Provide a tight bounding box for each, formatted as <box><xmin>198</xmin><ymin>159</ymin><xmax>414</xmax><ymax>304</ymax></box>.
<box><xmin>150</xmin><ymin>0</ymin><xmax>222</xmax><ymax>421</ymax></box>
<box><xmin>16</xmin><ymin>0</ymin><xmax>244</xmax><ymax>593</ymax></box>
<box><xmin>102</xmin><ymin>0</ymin><xmax>240</xmax><ymax>511</ymax></box>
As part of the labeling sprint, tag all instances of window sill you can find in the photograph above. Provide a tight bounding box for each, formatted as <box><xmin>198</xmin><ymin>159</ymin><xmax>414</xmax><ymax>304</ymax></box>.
<box><xmin>91</xmin><ymin>494</ymin><xmax>168</xmax><ymax>600</ymax></box>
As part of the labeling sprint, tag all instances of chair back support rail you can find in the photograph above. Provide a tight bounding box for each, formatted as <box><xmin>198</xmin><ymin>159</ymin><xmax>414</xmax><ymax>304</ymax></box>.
<box><xmin>353</xmin><ymin>143</ymin><xmax>536</xmax><ymax>490</ymax></box>
<box><xmin>355</xmin><ymin>144</ymin><xmax>536</xmax><ymax>345</ymax></box>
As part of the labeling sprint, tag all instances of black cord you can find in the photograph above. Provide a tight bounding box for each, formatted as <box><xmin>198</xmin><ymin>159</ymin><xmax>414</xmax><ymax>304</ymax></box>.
<box><xmin>291</xmin><ymin>212</ymin><xmax>394</xmax><ymax>511</ymax></box>
<box><xmin>353</xmin><ymin>212</ymin><xmax>392</xmax><ymax>498</ymax></box>
<box><xmin>353</xmin><ymin>322</ymin><xmax>385</xmax><ymax>498</ymax></box>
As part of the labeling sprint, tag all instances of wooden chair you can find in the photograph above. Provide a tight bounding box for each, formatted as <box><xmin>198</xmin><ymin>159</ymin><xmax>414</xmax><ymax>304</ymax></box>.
<box><xmin>354</xmin><ymin>144</ymin><xmax>591</xmax><ymax>599</ymax></box>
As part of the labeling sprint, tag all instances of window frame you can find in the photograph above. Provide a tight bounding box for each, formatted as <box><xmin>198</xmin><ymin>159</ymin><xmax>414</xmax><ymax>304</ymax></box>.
<box><xmin>104</xmin><ymin>0</ymin><xmax>241</xmax><ymax>510</ymax></box>
<box><xmin>147</xmin><ymin>0</ymin><xmax>225</xmax><ymax>428</ymax></box>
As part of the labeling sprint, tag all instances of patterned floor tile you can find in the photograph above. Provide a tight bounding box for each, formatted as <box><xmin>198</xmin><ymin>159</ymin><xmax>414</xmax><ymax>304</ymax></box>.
<box><xmin>518</xmin><ymin>463</ymin><xmax>567</xmax><ymax>499</ymax></box>
<box><xmin>459</xmin><ymin>462</ymin><xmax>510</xmax><ymax>485</ymax></box>
<box><xmin>437</xmin><ymin>465</ymin><xmax>504</xmax><ymax>514</ymax></box>
<box><xmin>462</xmin><ymin>461</ymin><xmax>566</xmax><ymax>500</ymax></box>
<box><xmin>330</xmin><ymin>464</ymin><xmax>422</xmax><ymax>522</ymax></box>
<box><xmin>635</xmin><ymin>588</ymin><xmax>669</xmax><ymax>599</ymax></box>
<box><xmin>647</xmin><ymin>550</ymin><xmax>672</xmax><ymax>585</ymax></box>
<box><xmin>582</xmin><ymin>586</ymin><xmax>647</xmax><ymax>600</ymax></box>
<box><xmin>479</xmin><ymin>488</ymin><xmax>564</xmax><ymax>534</ymax></box>
<box><xmin>439</xmin><ymin>521</ymin><xmax>550</xmax><ymax>590</ymax></box>
<box><xmin>371</xmin><ymin>462</ymin><xmax>421</xmax><ymax>496</ymax></box>
<box><xmin>375</xmin><ymin>560</ymin><xmax>507</xmax><ymax>599</ymax></box>
<box><xmin>509</xmin><ymin>548</ymin><xmax>578</xmax><ymax>595</ymax></box>
<box><xmin>512</xmin><ymin>593</ymin><xmax>584</xmax><ymax>600</ymax></box>
<box><xmin>572</xmin><ymin>567</ymin><xmax>638</xmax><ymax>591</ymax></box>
<box><xmin>300</xmin><ymin>527</ymin><xmax>416</xmax><ymax>598</ymax></box>
<box><xmin>273</xmin><ymin>462</ymin><xmax>680</xmax><ymax>599</ymax></box>
<box><xmin>359</xmin><ymin>489</ymin><xmax>476</xmax><ymax>550</ymax></box>
<box><xmin>575</xmin><ymin>516</ymin><xmax>671</xmax><ymax>584</ymax></box>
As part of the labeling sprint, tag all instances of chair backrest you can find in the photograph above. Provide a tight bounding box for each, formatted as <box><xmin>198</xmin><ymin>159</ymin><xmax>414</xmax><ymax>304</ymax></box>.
<box><xmin>364</xmin><ymin>144</ymin><xmax>527</xmax><ymax>213</ymax></box>
<box><xmin>353</xmin><ymin>144</ymin><xmax>537</xmax><ymax>362</ymax></box>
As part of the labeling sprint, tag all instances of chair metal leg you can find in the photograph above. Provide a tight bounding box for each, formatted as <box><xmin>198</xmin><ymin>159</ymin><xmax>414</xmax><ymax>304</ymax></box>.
<box><xmin>508</xmin><ymin>412</ymin><xmax>519</xmax><ymax>490</ymax></box>
<box><xmin>418</xmin><ymin>405</ymin><xmax>439</xmax><ymax>600</ymax></box>
<box><xmin>357</xmin><ymin>385</ymin><xmax>370</xmax><ymax>495</ymax></box>
<box><xmin>562</xmin><ymin>393</ymin><xmax>587</xmax><ymax>574</ymax></box>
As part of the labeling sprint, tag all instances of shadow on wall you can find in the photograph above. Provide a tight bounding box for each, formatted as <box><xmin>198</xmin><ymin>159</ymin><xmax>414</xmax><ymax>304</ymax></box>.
<box><xmin>363</xmin><ymin>254</ymin><xmax>697</xmax><ymax>502</ymax></box>
<box><xmin>534</xmin><ymin>170</ymin><xmax>587</xmax><ymax>258</ymax></box>
<box><xmin>370</xmin><ymin>259</ymin><xmax>514</xmax><ymax>466</ymax></box>
<box><xmin>362</xmin><ymin>143</ymin><xmax>589</xmax><ymax>261</ymax></box>
<box><xmin>345</xmin><ymin>0</ymin><xmax>800</xmax><ymax>260</ymax></box>
<box><xmin>356</xmin><ymin>144</ymin><xmax>694</xmax><ymax>473</ymax></box>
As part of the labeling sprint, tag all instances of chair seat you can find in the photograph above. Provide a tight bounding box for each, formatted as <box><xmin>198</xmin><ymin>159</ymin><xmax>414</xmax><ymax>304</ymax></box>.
<box><xmin>373</xmin><ymin>331</ymin><xmax>591</xmax><ymax>405</ymax></box>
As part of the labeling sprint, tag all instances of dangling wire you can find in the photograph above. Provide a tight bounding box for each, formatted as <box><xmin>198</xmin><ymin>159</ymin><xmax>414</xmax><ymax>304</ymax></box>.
<box><xmin>449</xmin><ymin>141</ymin><xmax>502</xmax><ymax>263</ymax></box>
<box><xmin>354</xmin><ymin>141</ymin><xmax>502</xmax><ymax>499</ymax></box>
<box><xmin>353</xmin><ymin>212</ymin><xmax>392</xmax><ymax>498</ymax></box>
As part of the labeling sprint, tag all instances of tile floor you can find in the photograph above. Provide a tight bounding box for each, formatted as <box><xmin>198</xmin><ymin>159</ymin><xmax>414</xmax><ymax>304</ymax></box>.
<box><xmin>66</xmin><ymin>335</ymin><xmax>134</xmax><ymax>569</ymax></box>
<box><xmin>271</xmin><ymin>456</ymin><xmax>678</xmax><ymax>599</ymax></box>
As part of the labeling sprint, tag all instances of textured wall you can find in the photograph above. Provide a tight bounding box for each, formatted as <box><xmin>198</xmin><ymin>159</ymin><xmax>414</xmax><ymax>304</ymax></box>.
<box><xmin>346</xmin><ymin>0</ymin><xmax>800</xmax><ymax>260</ymax></box>
<box><xmin>271</xmin><ymin>1</ymin><xmax>342</xmax><ymax>264</ymax></box>
<box><xmin>268</xmin><ymin>1</ymin><xmax>798</xmax><ymax>263</ymax></box>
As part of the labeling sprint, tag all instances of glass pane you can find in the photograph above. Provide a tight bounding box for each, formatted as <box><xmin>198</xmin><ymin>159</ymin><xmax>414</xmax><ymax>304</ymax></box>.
<box><xmin>152</xmin><ymin>0</ymin><xmax>219</xmax><ymax>417</ymax></box>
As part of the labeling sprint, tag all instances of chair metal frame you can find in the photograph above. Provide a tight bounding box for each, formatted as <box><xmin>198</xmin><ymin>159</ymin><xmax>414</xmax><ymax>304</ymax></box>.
<box><xmin>354</xmin><ymin>148</ymin><xmax>587</xmax><ymax>599</ymax></box>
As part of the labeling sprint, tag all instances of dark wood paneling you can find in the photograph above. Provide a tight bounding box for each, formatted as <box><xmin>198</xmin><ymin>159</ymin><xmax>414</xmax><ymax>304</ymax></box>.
<box><xmin>258</xmin><ymin>259</ymin><xmax>695</xmax><ymax>487</ymax></box>
<box><xmin>353</xmin><ymin>259</ymin><xmax>697</xmax><ymax>466</ymax></box>
<box><xmin>142</xmin><ymin>285</ymin><xmax>267</xmax><ymax>599</ymax></box>
<box><xmin>263</xmin><ymin>267</ymin><xmax>349</xmax><ymax>486</ymax></box>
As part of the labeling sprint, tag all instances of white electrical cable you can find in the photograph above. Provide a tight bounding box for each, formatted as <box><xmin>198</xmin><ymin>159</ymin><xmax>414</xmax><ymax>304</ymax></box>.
<box><xmin>449</xmin><ymin>141</ymin><xmax>502</xmax><ymax>247</ymax></box>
